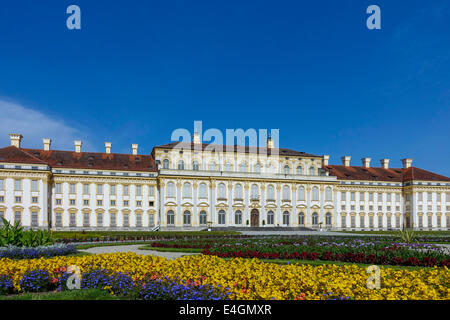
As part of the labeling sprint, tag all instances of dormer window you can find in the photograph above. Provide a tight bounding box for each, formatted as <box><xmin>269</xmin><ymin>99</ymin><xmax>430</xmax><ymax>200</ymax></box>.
<box><xmin>124</xmin><ymin>164</ymin><xmax>129</xmax><ymax>169</ymax></box>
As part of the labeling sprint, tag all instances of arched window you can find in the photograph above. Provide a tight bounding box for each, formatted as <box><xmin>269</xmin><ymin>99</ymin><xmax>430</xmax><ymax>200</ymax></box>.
<box><xmin>251</xmin><ymin>184</ymin><xmax>258</xmax><ymax>199</ymax></box>
<box><xmin>284</xmin><ymin>165</ymin><xmax>290</xmax><ymax>174</ymax></box>
<box><xmin>298</xmin><ymin>186</ymin><xmax>305</xmax><ymax>201</ymax></box>
<box><xmin>239</xmin><ymin>163</ymin><xmax>247</xmax><ymax>172</ymax></box>
<box><xmin>183</xmin><ymin>210</ymin><xmax>191</xmax><ymax>225</ymax></box>
<box><xmin>162</xmin><ymin>159</ymin><xmax>169</xmax><ymax>169</ymax></box>
<box><xmin>225</xmin><ymin>162</ymin><xmax>232</xmax><ymax>171</ymax></box>
<box><xmin>267</xmin><ymin>185</ymin><xmax>274</xmax><ymax>200</ymax></box>
<box><xmin>267</xmin><ymin>211</ymin><xmax>274</xmax><ymax>225</ymax></box>
<box><xmin>326</xmin><ymin>187</ymin><xmax>332</xmax><ymax>201</ymax></box>
<box><xmin>199</xmin><ymin>183</ymin><xmax>207</xmax><ymax>199</ymax></box>
<box><xmin>234</xmin><ymin>184</ymin><xmax>242</xmax><ymax>199</ymax></box>
<box><xmin>298</xmin><ymin>212</ymin><xmax>305</xmax><ymax>226</ymax></box>
<box><xmin>209</xmin><ymin>162</ymin><xmax>216</xmax><ymax>171</ymax></box>
<box><xmin>218</xmin><ymin>183</ymin><xmax>226</xmax><ymax>199</ymax></box>
<box><xmin>183</xmin><ymin>182</ymin><xmax>191</xmax><ymax>198</ymax></box>
<box><xmin>167</xmin><ymin>210</ymin><xmax>174</xmax><ymax>225</ymax></box>
<box><xmin>192</xmin><ymin>161</ymin><xmax>199</xmax><ymax>171</ymax></box>
<box><xmin>178</xmin><ymin>160</ymin><xmax>185</xmax><ymax>170</ymax></box>
<box><xmin>254</xmin><ymin>163</ymin><xmax>261</xmax><ymax>173</ymax></box>
<box><xmin>199</xmin><ymin>211</ymin><xmax>207</xmax><ymax>225</ymax></box>
<box><xmin>312</xmin><ymin>186</ymin><xmax>319</xmax><ymax>201</ymax></box>
<box><xmin>167</xmin><ymin>182</ymin><xmax>175</xmax><ymax>197</ymax></box>
<box><xmin>309</xmin><ymin>167</ymin><xmax>315</xmax><ymax>176</ymax></box>
<box><xmin>235</xmin><ymin>210</ymin><xmax>242</xmax><ymax>225</ymax></box>
<box><xmin>326</xmin><ymin>213</ymin><xmax>332</xmax><ymax>226</ymax></box>
<box><xmin>296</xmin><ymin>166</ymin><xmax>303</xmax><ymax>175</ymax></box>
<box><xmin>283</xmin><ymin>211</ymin><xmax>290</xmax><ymax>225</ymax></box>
<box><xmin>283</xmin><ymin>185</ymin><xmax>290</xmax><ymax>200</ymax></box>
<box><xmin>218</xmin><ymin>210</ymin><xmax>226</xmax><ymax>224</ymax></box>
<box><xmin>267</xmin><ymin>164</ymin><xmax>274</xmax><ymax>173</ymax></box>
<box><xmin>312</xmin><ymin>212</ymin><xmax>318</xmax><ymax>226</ymax></box>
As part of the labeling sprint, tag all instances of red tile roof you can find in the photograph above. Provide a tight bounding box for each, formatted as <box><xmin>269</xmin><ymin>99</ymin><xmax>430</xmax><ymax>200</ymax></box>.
<box><xmin>153</xmin><ymin>142</ymin><xmax>322</xmax><ymax>158</ymax></box>
<box><xmin>324</xmin><ymin>165</ymin><xmax>450</xmax><ymax>182</ymax></box>
<box><xmin>0</xmin><ymin>146</ymin><xmax>157</xmax><ymax>172</ymax></box>
<box><xmin>0</xmin><ymin>146</ymin><xmax>48</xmax><ymax>165</ymax></box>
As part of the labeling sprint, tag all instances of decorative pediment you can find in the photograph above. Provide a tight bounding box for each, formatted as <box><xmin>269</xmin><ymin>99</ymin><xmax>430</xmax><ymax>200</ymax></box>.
<box><xmin>108</xmin><ymin>208</ymin><xmax>118</xmax><ymax>214</ymax></box>
<box><xmin>181</xmin><ymin>201</ymin><xmax>194</xmax><ymax>207</ymax></box>
<box><xmin>310</xmin><ymin>204</ymin><xmax>321</xmax><ymax>209</ymax></box>
<box><xmin>323</xmin><ymin>205</ymin><xmax>334</xmax><ymax>209</ymax></box>
<box><xmin>147</xmin><ymin>209</ymin><xmax>157</xmax><ymax>214</ymax></box>
<box><xmin>95</xmin><ymin>208</ymin><xmax>105</xmax><ymax>214</ymax></box>
<box><xmin>135</xmin><ymin>209</ymin><xmax>144</xmax><ymax>214</ymax></box>
<box><xmin>232</xmin><ymin>203</ymin><xmax>245</xmax><ymax>208</ymax></box>
<box><xmin>164</xmin><ymin>201</ymin><xmax>177</xmax><ymax>207</ymax></box>
<box><xmin>264</xmin><ymin>203</ymin><xmax>277</xmax><ymax>209</ymax></box>
<box><xmin>249</xmin><ymin>202</ymin><xmax>261</xmax><ymax>209</ymax></box>
<box><xmin>216</xmin><ymin>202</ymin><xmax>228</xmax><ymax>209</ymax></box>
<box><xmin>296</xmin><ymin>204</ymin><xmax>307</xmax><ymax>209</ymax></box>
<box><xmin>197</xmin><ymin>202</ymin><xmax>210</xmax><ymax>207</ymax></box>
<box><xmin>281</xmin><ymin>203</ymin><xmax>292</xmax><ymax>209</ymax></box>
<box><xmin>82</xmin><ymin>208</ymin><xmax>91</xmax><ymax>214</ymax></box>
<box><xmin>121</xmin><ymin>208</ymin><xmax>131</xmax><ymax>214</ymax></box>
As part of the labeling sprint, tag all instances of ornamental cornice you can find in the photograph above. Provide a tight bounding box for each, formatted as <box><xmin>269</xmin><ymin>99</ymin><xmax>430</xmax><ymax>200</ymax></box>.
<box><xmin>52</xmin><ymin>176</ymin><xmax>157</xmax><ymax>185</ymax></box>
<box><xmin>0</xmin><ymin>171</ymin><xmax>50</xmax><ymax>179</ymax></box>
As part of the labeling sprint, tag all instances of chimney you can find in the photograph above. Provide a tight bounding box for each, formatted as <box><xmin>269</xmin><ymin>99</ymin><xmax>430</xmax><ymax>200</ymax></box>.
<box><xmin>193</xmin><ymin>130</ymin><xmax>201</xmax><ymax>144</ymax></box>
<box><xmin>380</xmin><ymin>158</ymin><xmax>390</xmax><ymax>169</ymax></box>
<box><xmin>43</xmin><ymin>138</ymin><xmax>51</xmax><ymax>151</ymax></box>
<box><xmin>105</xmin><ymin>142</ymin><xmax>112</xmax><ymax>154</ymax></box>
<box><xmin>362</xmin><ymin>157</ymin><xmax>371</xmax><ymax>168</ymax></box>
<box><xmin>341</xmin><ymin>156</ymin><xmax>351</xmax><ymax>167</ymax></box>
<box><xmin>267</xmin><ymin>134</ymin><xmax>274</xmax><ymax>149</ymax></box>
<box><xmin>402</xmin><ymin>158</ymin><xmax>413</xmax><ymax>169</ymax></box>
<box><xmin>74</xmin><ymin>140</ymin><xmax>82</xmax><ymax>153</ymax></box>
<box><xmin>9</xmin><ymin>133</ymin><xmax>23</xmax><ymax>148</ymax></box>
<box><xmin>322</xmin><ymin>155</ymin><xmax>329</xmax><ymax>166</ymax></box>
<box><xmin>132</xmin><ymin>144</ymin><xmax>138</xmax><ymax>155</ymax></box>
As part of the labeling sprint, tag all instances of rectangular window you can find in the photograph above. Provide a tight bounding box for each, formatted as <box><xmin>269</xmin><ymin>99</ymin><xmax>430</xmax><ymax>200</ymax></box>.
<box><xmin>341</xmin><ymin>192</ymin><xmax>346</xmax><ymax>201</ymax></box>
<box><xmin>70</xmin><ymin>199</ymin><xmax>76</xmax><ymax>206</ymax></box>
<box><xmin>15</xmin><ymin>179</ymin><xmax>22</xmax><ymax>191</ymax></box>
<box><xmin>369</xmin><ymin>205</ymin><xmax>373</xmax><ymax>211</ymax></box>
<box><xmin>97</xmin><ymin>200</ymin><xmax>103</xmax><ymax>206</ymax></box>
<box><xmin>136</xmin><ymin>201</ymin><xmax>142</xmax><ymax>207</ymax></box>
<box><xmin>149</xmin><ymin>186</ymin><xmax>155</xmax><ymax>197</ymax></box>
<box><xmin>110</xmin><ymin>184</ymin><xmax>116</xmax><ymax>195</ymax></box>
<box><xmin>427</xmin><ymin>193</ymin><xmax>432</xmax><ymax>202</ymax></box>
<box><xmin>0</xmin><ymin>196</ymin><xmax>4</xmax><ymax>202</ymax></box>
<box><xmin>136</xmin><ymin>214</ymin><xmax>142</xmax><ymax>227</ymax></box>
<box><xmin>341</xmin><ymin>215</ymin><xmax>346</xmax><ymax>228</ymax></box>
<box><xmin>97</xmin><ymin>213</ymin><xmax>103</xmax><ymax>227</ymax></box>
<box><xmin>110</xmin><ymin>213</ymin><xmax>116</xmax><ymax>226</ymax></box>
<box><xmin>360</xmin><ymin>192</ymin><xmax>365</xmax><ymax>201</ymax></box>
<box><xmin>149</xmin><ymin>201</ymin><xmax>154</xmax><ymax>207</ymax></box>
<box><xmin>83</xmin><ymin>199</ymin><xmax>89</xmax><ymax>206</ymax></box>
<box><xmin>360</xmin><ymin>205</ymin><xmax>364</xmax><ymax>211</ymax></box>
<box><xmin>55</xmin><ymin>213</ymin><xmax>62</xmax><ymax>227</ymax></box>
<box><xmin>55</xmin><ymin>199</ymin><xmax>61</xmax><ymax>205</ymax></box>
<box><xmin>55</xmin><ymin>183</ymin><xmax>61</xmax><ymax>194</ymax></box>
<box><xmin>32</xmin><ymin>197</ymin><xmax>38</xmax><ymax>203</ymax></box>
<box><xmin>396</xmin><ymin>194</ymin><xmax>400</xmax><ymax>202</ymax></box>
<box><xmin>110</xmin><ymin>200</ymin><xmax>116</xmax><ymax>206</ymax></box>
<box><xmin>14</xmin><ymin>211</ymin><xmax>21</xmax><ymax>226</ymax></box>
<box><xmin>369</xmin><ymin>216</ymin><xmax>374</xmax><ymax>228</ymax></box>
<box><xmin>97</xmin><ymin>184</ymin><xmax>103</xmax><ymax>195</ymax></box>
<box><xmin>350</xmin><ymin>192</ymin><xmax>355</xmax><ymax>201</ymax></box>
<box><xmin>437</xmin><ymin>193</ymin><xmax>441</xmax><ymax>202</ymax></box>
<box><xmin>351</xmin><ymin>216</ymin><xmax>355</xmax><ymax>228</ymax></box>
<box><xmin>418</xmin><ymin>192</ymin><xmax>423</xmax><ymax>201</ymax></box>
<box><xmin>369</xmin><ymin>193</ymin><xmax>374</xmax><ymax>201</ymax></box>
<box><xmin>0</xmin><ymin>179</ymin><xmax>4</xmax><ymax>190</ymax></box>
<box><xmin>123</xmin><ymin>200</ymin><xmax>129</xmax><ymax>207</ymax></box>
<box><xmin>31</xmin><ymin>212</ymin><xmax>38</xmax><ymax>227</ymax></box>
<box><xmin>83</xmin><ymin>213</ymin><xmax>90</xmax><ymax>227</ymax></box>
<box><xmin>149</xmin><ymin>214</ymin><xmax>155</xmax><ymax>227</ymax></box>
<box><xmin>123</xmin><ymin>185</ymin><xmax>129</xmax><ymax>196</ymax></box>
<box><xmin>123</xmin><ymin>214</ymin><xmax>129</xmax><ymax>227</ymax></box>
<box><xmin>360</xmin><ymin>216</ymin><xmax>364</xmax><ymax>228</ymax></box>
<box><xmin>31</xmin><ymin>180</ymin><xmax>38</xmax><ymax>192</ymax></box>
<box><xmin>378</xmin><ymin>193</ymin><xmax>383</xmax><ymax>202</ymax></box>
<box><xmin>136</xmin><ymin>185</ymin><xmax>142</xmax><ymax>196</ymax></box>
<box><xmin>69</xmin><ymin>213</ymin><xmax>76</xmax><ymax>227</ymax></box>
<box><xmin>69</xmin><ymin>183</ymin><xmax>76</xmax><ymax>194</ymax></box>
<box><xmin>387</xmin><ymin>216</ymin><xmax>391</xmax><ymax>228</ymax></box>
<box><xmin>15</xmin><ymin>196</ymin><xmax>22</xmax><ymax>203</ymax></box>
<box><xmin>396</xmin><ymin>216</ymin><xmax>400</xmax><ymax>228</ymax></box>
<box><xmin>447</xmin><ymin>193</ymin><xmax>450</xmax><ymax>202</ymax></box>
<box><xmin>83</xmin><ymin>184</ymin><xmax>90</xmax><ymax>194</ymax></box>
<box><xmin>387</xmin><ymin>194</ymin><xmax>391</xmax><ymax>202</ymax></box>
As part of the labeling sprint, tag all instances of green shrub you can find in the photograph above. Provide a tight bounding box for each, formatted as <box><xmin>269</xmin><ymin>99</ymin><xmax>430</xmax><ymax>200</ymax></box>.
<box><xmin>0</xmin><ymin>218</ymin><xmax>54</xmax><ymax>247</ymax></box>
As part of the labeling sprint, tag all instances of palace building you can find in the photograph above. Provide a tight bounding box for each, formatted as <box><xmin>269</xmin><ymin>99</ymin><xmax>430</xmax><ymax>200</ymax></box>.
<box><xmin>0</xmin><ymin>133</ymin><xmax>449</xmax><ymax>231</ymax></box>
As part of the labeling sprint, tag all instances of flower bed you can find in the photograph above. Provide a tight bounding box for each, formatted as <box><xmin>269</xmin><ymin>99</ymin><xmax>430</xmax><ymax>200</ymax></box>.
<box><xmin>0</xmin><ymin>253</ymin><xmax>448</xmax><ymax>300</ymax></box>
<box><xmin>151</xmin><ymin>236</ymin><xmax>450</xmax><ymax>267</ymax></box>
<box><xmin>0</xmin><ymin>244</ymin><xmax>77</xmax><ymax>260</ymax></box>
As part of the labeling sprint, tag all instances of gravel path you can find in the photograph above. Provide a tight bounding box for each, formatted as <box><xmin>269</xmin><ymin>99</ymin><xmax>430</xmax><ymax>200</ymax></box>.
<box><xmin>80</xmin><ymin>244</ymin><xmax>198</xmax><ymax>260</ymax></box>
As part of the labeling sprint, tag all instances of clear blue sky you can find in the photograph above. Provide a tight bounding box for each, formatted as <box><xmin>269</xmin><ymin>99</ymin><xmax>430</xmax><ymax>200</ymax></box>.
<box><xmin>0</xmin><ymin>0</ymin><xmax>449</xmax><ymax>175</ymax></box>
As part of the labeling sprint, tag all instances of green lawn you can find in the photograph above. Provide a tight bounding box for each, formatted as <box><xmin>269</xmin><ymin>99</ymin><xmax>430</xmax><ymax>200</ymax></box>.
<box><xmin>0</xmin><ymin>289</ymin><xmax>119</xmax><ymax>300</ymax></box>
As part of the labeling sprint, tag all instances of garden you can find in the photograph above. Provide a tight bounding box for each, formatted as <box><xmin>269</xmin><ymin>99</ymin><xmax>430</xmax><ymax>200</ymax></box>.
<box><xmin>1</xmin><ymin>222</ymin><xmax>449</xmax><ymax>300</ymax></box>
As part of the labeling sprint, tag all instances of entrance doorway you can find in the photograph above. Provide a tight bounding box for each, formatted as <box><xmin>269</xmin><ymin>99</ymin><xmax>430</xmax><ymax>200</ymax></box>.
<box><xmin>250</xmin><ymin>209</ymin><xmax>259</xmax><ymax>227</ymax></box>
